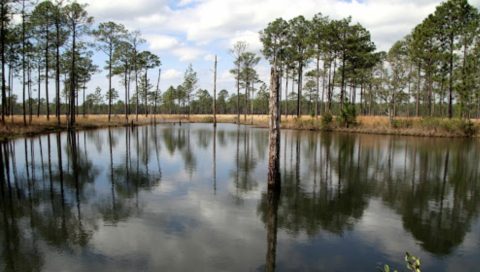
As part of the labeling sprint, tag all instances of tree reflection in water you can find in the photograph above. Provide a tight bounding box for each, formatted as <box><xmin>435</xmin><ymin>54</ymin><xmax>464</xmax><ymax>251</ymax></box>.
<box><xmin>0</xmin><ymin>125</ymin><xmax>479</xmax><ymax>271</ymax></box>
<box><xmin>258</xmin><ymin>132</ymin><xmax>480</xmax><ymax>257</ymax></box>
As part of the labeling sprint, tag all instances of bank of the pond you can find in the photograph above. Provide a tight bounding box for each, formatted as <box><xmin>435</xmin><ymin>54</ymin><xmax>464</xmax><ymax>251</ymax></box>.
<box><xmin>161</xmin><ymin>114</ymin><xmax>480</xmax><ymax>138</ymax></box>
<box><xmin>0</xmin><ymin>115</ymin><xmax>155</xmax><ymax>141</ymax></box>
<box><xmin>0</xmin><ymin>114</ymin><xmax>479</xmax><ymax>140</ymax></box>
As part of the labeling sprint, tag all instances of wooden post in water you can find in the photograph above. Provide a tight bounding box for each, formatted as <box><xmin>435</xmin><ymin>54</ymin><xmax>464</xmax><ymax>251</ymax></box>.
<box><xmin>213</xmin><ymin>55</ymin><xmax>217</xmax><ymax>127</ymax></box>
<box><xmin>268</xmin><ymin>66</ymin><xmax>281</xmax><ymax>189</ymax></box>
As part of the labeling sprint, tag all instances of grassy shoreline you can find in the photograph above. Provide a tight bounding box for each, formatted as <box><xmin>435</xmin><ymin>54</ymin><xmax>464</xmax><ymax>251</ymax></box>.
<box><xmin>0</xmin><ymin>114</ymin><xmax>479</xmax><ymax>140</ymax></box>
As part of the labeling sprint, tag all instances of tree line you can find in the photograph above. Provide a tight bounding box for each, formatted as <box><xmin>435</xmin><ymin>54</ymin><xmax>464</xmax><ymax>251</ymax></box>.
<box><xmin>1</xmin><ymin>0</ymin><xmax>479</xmax><ymax>126</ymax></box>
<box><xmin>0</xmin><ymin>0</ymin><xmax>162</xmax><ymax>127</ymax></box>
<box><xmin>259</xmin><ymin>0</ymin><xmax>480</xmax><ymax>120</ymax></box>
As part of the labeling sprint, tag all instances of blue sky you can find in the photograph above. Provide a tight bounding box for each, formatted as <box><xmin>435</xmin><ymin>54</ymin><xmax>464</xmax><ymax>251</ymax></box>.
<box><xmin>19</xmin><ymin>0</ymin><xmax>480</xmax><ymax>101</ymax></box>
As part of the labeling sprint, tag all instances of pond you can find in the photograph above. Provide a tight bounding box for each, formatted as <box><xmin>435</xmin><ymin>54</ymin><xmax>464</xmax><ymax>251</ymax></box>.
<box><xmin>0</xmin><ymin>123</ymin><xmax>479</xmax><ymax>271</ymax></box>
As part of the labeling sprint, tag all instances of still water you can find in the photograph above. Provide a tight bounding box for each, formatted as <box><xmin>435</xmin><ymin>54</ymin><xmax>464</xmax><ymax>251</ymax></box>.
<box><xmin>0</xmin><ymin>123</ymin><xmax>479</xmax><ymax>271</ymax></box>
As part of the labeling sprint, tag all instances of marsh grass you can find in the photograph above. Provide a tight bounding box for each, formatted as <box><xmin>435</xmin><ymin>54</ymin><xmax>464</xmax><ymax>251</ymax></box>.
<box><xmin>0</xmin><ymin>114</ymin><xmax>479</xmax><ymax>140</ymax></box>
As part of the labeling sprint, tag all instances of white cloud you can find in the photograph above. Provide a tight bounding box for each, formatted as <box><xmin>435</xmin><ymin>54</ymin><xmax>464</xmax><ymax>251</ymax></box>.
<box><xmin>163</xmin><ymin>68</ymin><xmax>182</xmax><ymax>80</ymax></box>
<box><xmin>145</xmin><ymin>34</ymin><xmax>180</xmax><ymax>51</ymax></box>
<box><xmin>177</xmin><ymin>0</ymin><xmax>200</xmax><ymax>7</ymax></box>
<box><xmin>83</xmin><ymin>0</ymin><xmax>167</xmax><ymax>20</ymax></box>
<box><xmin>136</xmin><ymin>13</ymin><xmax>169</xmax><ymax>27</ymax></box>
<box><xmin>229</xmin><ymin>30</ymin><xmax>263</xmax><ymax>52</ymax></box>
<box><xmin>218</xmin><ymin>70</ymin><xmax>233</xmax><ymax>83</ymax></box>
<box><xmin>83</xmin><ymin>0</ymin><xmax>480</xmax><ymax>52</ymax></box>
<box><xmin>203</xmin><ymin>54</ymin><xmax>218</xmax><ymax>62</ymax></box>
<box><xmin>172</xmin><ymin>46</ymin><xmax>204</xmax><ymax>62</ymax></box>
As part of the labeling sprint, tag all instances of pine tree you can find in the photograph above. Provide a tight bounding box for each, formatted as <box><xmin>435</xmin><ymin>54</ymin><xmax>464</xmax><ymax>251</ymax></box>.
<box><xmin>93</xmin><ymin>21</ymin><xmax>127</xmax><ymax>121</ymax></box>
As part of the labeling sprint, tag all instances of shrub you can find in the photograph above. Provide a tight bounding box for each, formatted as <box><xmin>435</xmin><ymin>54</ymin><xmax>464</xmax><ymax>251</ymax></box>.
<box><xmin>292</xmin><ymin>117</ymin><xmax>321</xmax><ymax>130</ymax></box>
<box><xmin>390</xmin><ymin>118</ymin><xmax>413</xmax><ymax>129</ymax></box>
<box><xmin>338</xmin><ymin>102</ymin><xmax>357</xmax><ymax>128</ymax></box>
<box><xmin>200</xmin><ymin>116</ymin><xmax>214</xmax><ymax>123</ymax></box>
<box><xmin>460</xmin><ymin>119</ymin><xmax>476</xmax><ymax>137</ymax></box>
<box><xmin>420</xmin><ymin>117</ymin><xmax>477</xmax><ymax>137</ymax></box>
<box><xmin>321</xmin><ymin>112</ymin><xmax>333</xmax><ymax>129</ymax></box>
<box><xmin>419</xmin><ymin>117</ymin><xmax>441</xmax><ymax>130</ymax></box>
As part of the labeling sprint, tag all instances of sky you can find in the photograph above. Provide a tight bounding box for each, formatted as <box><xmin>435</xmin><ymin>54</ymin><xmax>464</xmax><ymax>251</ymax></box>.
<box><xmin>35</xmin><ymin>0</ymin><xmax>480</xmax><ymax>100</ymax></box>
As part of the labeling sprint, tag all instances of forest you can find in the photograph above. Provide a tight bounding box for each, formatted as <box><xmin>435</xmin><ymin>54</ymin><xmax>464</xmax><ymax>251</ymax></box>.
<box><xmin>0</xmin><ymin>0</ymin><xmax>479</xmax><ymax>128</ymax></box>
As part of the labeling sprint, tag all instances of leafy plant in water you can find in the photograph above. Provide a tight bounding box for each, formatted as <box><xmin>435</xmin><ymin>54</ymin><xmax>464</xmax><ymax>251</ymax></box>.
<box><xmin>405</xmin><ymin>252</ymin><xmax>421</xmax><ymax>272</ymax></box>
<box><xmin>378</xmin><ymin>252</ymin><xmax>421</xmax><ymax>272</ymax></box>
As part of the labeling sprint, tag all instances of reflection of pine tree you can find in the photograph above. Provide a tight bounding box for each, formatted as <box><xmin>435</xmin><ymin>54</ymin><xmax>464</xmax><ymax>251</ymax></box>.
<box><xmin>113</xmin><ymin>127</ymin><xmax>161</xmax><ymax>201</ymax></box>
<box><xmin>230</xmin><ymin>127</ymin><xmax>258</xmax><ymax>197</ymax></box>
<box><xmin>258</xmin><ymin>133</ymin><xmax>480</xmax><ymax>256</ymax></box>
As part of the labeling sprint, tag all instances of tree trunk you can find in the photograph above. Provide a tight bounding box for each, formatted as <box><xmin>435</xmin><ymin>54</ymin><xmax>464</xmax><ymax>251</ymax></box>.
<box><xmin>406</xmin><ymin>63</ymin><xmax>412</xmax><ymax>117</ymax></box>
<box><xmin>284</xmin><ymin>69</ymin><xmax>288</xmax><ymax>118</ymax></box>
<box><xmin>352</xmin><ymin>83</ymin><xmax>356</xmax><ymax>105</ymax></box>
<box><xmin>416</xmin><ymin>63</ymin><xmax>420</xmax><ymax>117</ymax></box>
<box><xmin>291</xmin><ymin>72</ymin><xmax>295</xmax><ymax>111</ymax></box>
<box><xmin>155</xmin><ymin>68</ymin><xmax>161</xmax><ymax>118</ymax></box>
<box><xmin>108</xmin><ymin>46</ymin><xmax>112</xmax><ymax>121</ymax></box>
<box><xmin>315</xmin><ymin>55</ymin><xmax>320</xmax><ymax>117</ymax></box>
<box><xmin>22</xmin><ymin>0</ymin><xmax>26</xmax><ymax>126</ymax></box>
<box><xmin>69</xmin><ymin>24</ymin><xmax>76</xmax><ymax>128</ymax></box>
<box><xmin>448</xmin><ymin>33</ymin><xmax>454</xmax><ymax>119</ymax></box>
<box><xmin>268</xmin><ymin>67</ymin><xmax>281</xmax><ymax>188</ymax></box>
<box><xmin>128</xmin><ymin>66</ymin><xmax>131</xmax><ymax>116</ymax></box>
<box><xmin>244</xmin><ymin>76</ymin><xmax>248</xmax><ymax>122</ymax></box>
<box><xmin>368</xmin><ymin>82</ymin><xmax>373</xmax><ymax>115</ymax></box>
<box><xmin>360</xmin><ymin>83</ymin><xmax>364</xmax><ymax>115</ymax></box>
<box><xmin>213</xmin><ymin>56</ymin><xmax>217</xmax><ymax>126</ymax></box>
<box><xmin>462</xmin><ymin>35</ymin><xmax>468</xmax><ymax>118</ymax></box>
<box><xmin>427</xmin><ymin>71</ymin><xmax>432</xmax><ymax>116</ymax></box>
<box><xmin>1</xmin><ymin>2</ymin><xmax>6</xmax><ymax>124</ymax></box>
<box><xmin>55</xmin><ymin>16</ymin><xmax>61</xmax><ymax>125</ymax></box>
<box><xmin>340</xmin><ymin>48</ymin><xmax>346</xmax><ymax>109</ymax></box>
<box><xmin>134</xmin><ymin>49</ymin><xmax>138</xmax><ymax>121</ymax></box>
<box><xmin>82</xmin><ymin>82</ymin><xmax>86</xmax><ymax>116</ymax></box>
<box><xmin>296</xmin><ymin>62</ymin><xmax>303</xmax><ymax>117</ymax></box>
<box><xmin>37</xmin><ymin>67</ymin><xmax>41</xmax><ymax>117</ymax></box>
<box><xmin>321</xmin><ymin>64</ymin><xmax>326</xmax><ymax>115</ymax></box>
<box><xmin>76</xmin><ymin>83</ymin><xmax>79</xmax><ymax>117</ymax></box>
<box><xmin>145</xmin><ymin>69</ymin><xmax>148</xmax><ymax>116</ymax></box>
<box><xmin>45</xmin><ymin>25</ymin><xmax>50</xmax><ymax>120</ymax></box>
<box><xmin>327</xmin><ymin>60</ymin><xmax>332</xmax><ymax>112</ymax></box>
<box><xmin>330</xmin><ymin>59</ymin><xmax>337</xmax><ymax>113</ymax></box>
<box><xmin>8</xmin><ymin>65</ymin><xmax>12</xmax><ymax>118</ymax></box>
<box><xmin>251</xmin><ymin>81</ymin><xmax>254</xmax><ymax>124</ymax></box>
<box><xmin>236</xmin><ymin>63</ymin><xmax>240</xmax><ymax>124</ymax></box>
<box><xmin>28</xmin><ymin>64</ymin><xmax>32</xmax><ymax>124</ymax></box>
<box><xmin>124</xmin><ymin>65</ymin><xmax>129</xmax><ymax>123</ymax></box>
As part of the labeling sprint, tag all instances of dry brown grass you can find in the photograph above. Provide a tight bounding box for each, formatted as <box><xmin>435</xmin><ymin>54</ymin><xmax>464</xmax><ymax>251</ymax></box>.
<box><xmin>147</xmin><ymin>114</ymin><xmax>480</xmax><ymax>137</ymax></box>
<box><xmin>0</xmin><ymin>114</ymin><xmax>154</xmax><ymax>140</ymax></box>
<box><xmin>0</xmin><ymin>114</ymin><xmax>479</xmax><ymax>140</ymax></box>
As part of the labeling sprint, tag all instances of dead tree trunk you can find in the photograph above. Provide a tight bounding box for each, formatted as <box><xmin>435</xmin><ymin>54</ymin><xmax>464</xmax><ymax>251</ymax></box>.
<box><xmin>213</xmin><ymin>55</ymin><xmax>217</xmax><ymax>127</ymax></box>
<box><xmin>268</xmin><ymin>67</ymin><xmax>281</xmax><ymax>189</ymax></box>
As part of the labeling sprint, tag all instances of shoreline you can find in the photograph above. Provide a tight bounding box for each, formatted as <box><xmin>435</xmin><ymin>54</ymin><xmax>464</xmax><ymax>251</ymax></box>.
<box><xmin>0</xmin><ymin>114</ymin><xmax>479</xmax><ymax>141</ymax></box>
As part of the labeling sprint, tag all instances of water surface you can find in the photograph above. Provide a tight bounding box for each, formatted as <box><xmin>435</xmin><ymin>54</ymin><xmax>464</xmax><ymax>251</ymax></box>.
<box><xmin>1</xmin><ymin>123</ymin><xmax>479</xmax><ymax>271</ymax></box>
